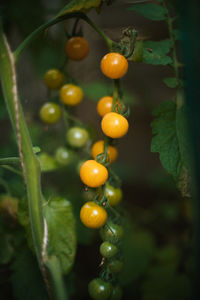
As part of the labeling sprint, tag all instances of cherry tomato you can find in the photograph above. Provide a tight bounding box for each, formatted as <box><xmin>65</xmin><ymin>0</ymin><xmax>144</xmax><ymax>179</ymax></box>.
<box><xmin>100</xmin><ymin>241</ymin><xmax>118</xmax><ymax>258</ymax></box>
<box><xmin>80</xmin><ymin>160</ymin><xmax>108</xmax><ymax>188</ymax></box>
<box><xmin>80</xmin><ymin>201</ymin><xmax>107</xmax><ymax>228</ymax></box>
<box><xmin>91</xmin><ymin>140</ymin><xmax>118</xmax><ymax>164</ymax></box>
<box><xmin>101</xmin><ymin>112</ymin><xmax>129</xmax><ymax>139</ymax></box>
<box><xmin>100</xmin><ymin>52</ymin><xmax>128</xmax><ymax>79</ymax></box>
<box><xmin>55</xmin><ymin>147</ymin><xmax>74</xmax><ymax>166</ymax></box>
<box><xmin>97</xmin><ymin>96</ymin><xmax>122</xmax><ymax>117</ymax></box>
<box><xmin>107</xmin><ymin>260</ymin><xmax>123</xmax><ymax>273</ymax></box>
<box><xmin>38</xmin><ymin>153</ymin><xmax>58</xmax><ymax>172</ymax></box>
<box><xmin>65</xmin><ymin>37</ymin><xmax>89</xmax><ymax>61</ymax></box>
<box><xmin>100</xmin><ymin>222</ymin><xmax>124</xmax><ymax>243</ymax></box>
<box><xmin>44</xmin><ymin>69</ymin><xmax>63</xmax><ymax>89</ymax></box>
<box><xmin>40</xmin><ymin>102</ymin><xmax>62</xmax><ymax>124</ymax></box>
<box><xmin>66</xmin><ymin>127</ymin><xmax>89</xmax><ymax>148</ymax></box>
<box><xmin>60</xmin><ymin>84</ymin><xmax>83</xmax><ymax>106</ymax></box>
<box><xmin>110</xmin><ymin>286</ymin><xmax>123</xmax><ymax>300</ymax></box>
<box><xmin>105</xmin><ymin>184</ymin><xmax>122</xmax><ymax>206</ymax></box>
<box><xmin>88</xmin><ymin>278</ymin><xmax>113</xmax><ymax>300</ymax></box>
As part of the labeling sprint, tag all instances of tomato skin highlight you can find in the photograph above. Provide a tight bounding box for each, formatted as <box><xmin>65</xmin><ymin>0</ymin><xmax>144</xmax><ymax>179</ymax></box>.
<box><xmin>66</xmin><ymin>127</ymin><xmax>89</xmax><ymax>148</ymax></box>
<box><xmin>60</xmin><ymin>84</ymin><xmax>83</xmax><ymax>106</ymax></box>
<box><xmin>80</xmin><ymin>201</ymin><xmax>107</xmax><ymax>228</ymax></box>
<box><xmin>100</xmin><ymin>241</ymin><xmax>118</xmax><ymax>258</ymax></box>
<box><xmin>100</xmin><ymin>52</ymin><xmax>128</xmax><ymax>79</ymax></box>
<box><xmin>40</xmin><ymin>102</ymin><xmax>62</xmax><ymax>124</ymax></box>
<box><xmin>44</xmin><ymin>69</ymin><xmax>63</xmax><ymax>89</ymax></box>
<box><xmin>101</xmin><ymin>112</ymin><xmax>129</xmax><ymax>138</ymax></box>
<box><xmin>65</xmin><ymin>36</ymin><xmax>89</xmax><ymax>61</ymax></box>
<box><xmin>80</xmin><ymin>160</ymin><xmax>108</xmax><ymax>188</ymax></box>
<box><xmin>88</xmin><ymin>278</ymin><xmax>113</xmax><ymax>300</ymax></box>
<box><xmin>91</xmin><ymin>140</ymin><xmax>118</xmax><ymax>164</ymax></box>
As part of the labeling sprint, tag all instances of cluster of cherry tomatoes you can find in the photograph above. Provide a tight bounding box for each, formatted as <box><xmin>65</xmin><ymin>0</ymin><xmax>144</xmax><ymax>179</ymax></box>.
<box><xmin>39</xmin><ymin>31</ymin><xmax>129</xmax><ymax>300</ymax></box>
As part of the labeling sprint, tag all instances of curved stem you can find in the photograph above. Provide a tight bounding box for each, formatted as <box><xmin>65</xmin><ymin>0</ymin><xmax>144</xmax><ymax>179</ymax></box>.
<box><xmin>14</xmin><ymin>12</ymin><xmax>114</xmax><ymax>61</ymax></box>
<box><xmin>0</xmin><ymin>165</ymin><xmax>22</xmax><ymax>177</ymax></box>
<box><xmin>0</xmin><ymin>157</ymin><xmax>20</xmax><ymax>166</ymax></box>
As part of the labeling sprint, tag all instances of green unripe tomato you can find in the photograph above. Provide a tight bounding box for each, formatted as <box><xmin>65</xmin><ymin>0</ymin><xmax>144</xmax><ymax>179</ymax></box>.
<box><xmin>66</xmin><ymin>127</ymin><xmax>89</xmax><ymax>148</ymax></box>
<box><xmin>100</xmin><ymin>222</ymin><xmax>124</xmax><ymax>244</ymax></box>
<box><xmin>55</xmin><ymin>147</ymin><xmax>74</xmax><ymax>166</ymax></box>
<box><xmin>132</xmin><ymin>40</ymin><xmax>144</xmax><ymax>62</ymax></box>
<box><xmin>110</xmin><ymin>286</ymin><xmax>123</xmax><ymax>300</ymax></box>
<box><xmin>38</xmin><ymin>153</ymin><xmax>58</xmax><ymax>172</ymax></box>
<box><xmin>44</xmin><ymin>69</ymin><xmax>63</xmax><ymax>89</ymax></box>
<box><xmin>40</xmin><ymin>102</ymin><xmax>62</xmax><ymax>124</ymax></box>
<box><xmin>88</xmin><ymin>278</ymin><xmax>113</xmax><ymax>300</ymax></box>
<box><xmin>105</xmin><ymin>184</ymin><xmax>122</xmax><ymax>206</ymax></box>
<box><xmin>100</xmin><ymin>241</ymin><xmax>118</xmax><ymax>258</ymax></box>
<box><xmin>107</xmin><ymin>260</ymin><xmax>123</xmax><ymax>273</ymax></box>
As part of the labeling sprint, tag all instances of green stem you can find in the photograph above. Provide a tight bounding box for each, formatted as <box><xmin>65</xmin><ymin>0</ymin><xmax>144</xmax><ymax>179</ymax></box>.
<box><xmin>0</xmin><ymin>22</ymin><xmax>68</xmax><ymax>299</ymax></box>
<box><xmin>163</xmin><ymin>0</ymin><xmax>180</xmax><ymax>97</ymax></box>
<box><xmin>0</xmin><ymin>23</ymin><xmax>44</xmax><ymax>262</ymax></box>
<box><xmin>0</xmin><ymin>157</ymin><xmax>20</xmax><ymax>166</ymax></box>
<box><xmin>45</xmin><ymin>256</ymin><xmax>68</xmax><ymax>300</ymax></box>
<box><xmin>14</xmin><ymin>12</ymin><xmax>113</xmax><ymax>61</ymax></box>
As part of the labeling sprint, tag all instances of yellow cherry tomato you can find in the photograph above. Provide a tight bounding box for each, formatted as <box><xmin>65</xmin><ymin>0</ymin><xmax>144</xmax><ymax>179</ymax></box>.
<box><xmin>105</xmin><ymin>184</ymin><xmax>122</xmax><ymax>206</ymax></box>
<box><xmin>44</xmin><ymin>69</ymin><xmax>63</xmax><ymax>89</ymax></box>
<box><xmin>65</xmin><ymin>36</ymin><xmax>89</xmax><ymax>61</ymax></box>
<box><xmin>97</xmin><ymin>96</ymin><xmax>122</xmax><ymax>117</ymax></box>
<box><xmin>80</xmin><ymin>201</ymin><xmax>107</xmax><ymax>228</ymax></box>
<box><xmin>100</xmin><ymin>52</ymin><xmax>128</xmax><ymax>79</ymax></box>
<box><xmin>80</xmin><ymin>160</ymin><xmax>108</xmax><ymax>188</ymax></box>
<box><xmin>60</xmin><ymin>84</ymin><xmax>83</xmax><ymax>106</ymax></box>
<box><xmin>101</xmin><ymin>112</ymin><xmax>129</xmax><ymax>138</ymax></box>
<box><xmin>91</xmin><ymin>140</ymin><xmax>118</xmax><ymax>164</ymax></box>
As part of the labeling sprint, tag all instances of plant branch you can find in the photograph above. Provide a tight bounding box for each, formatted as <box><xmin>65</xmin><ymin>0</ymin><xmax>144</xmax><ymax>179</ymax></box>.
<box><xmin>14</xmin><ymin>12</ymin><xmax>114</xmax><ymax>61</ymax></box>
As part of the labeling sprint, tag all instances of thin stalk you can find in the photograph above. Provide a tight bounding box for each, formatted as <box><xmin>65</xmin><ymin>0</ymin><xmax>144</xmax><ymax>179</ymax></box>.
<box><xmin>0</xmin><ymin>157</ymin><xmax>20</xmax><ymax>166</ymax></box>
<box><xmin>14</xmin><ymin>12</ymin><xmax>114</xmax><ymax>61</ymax></box>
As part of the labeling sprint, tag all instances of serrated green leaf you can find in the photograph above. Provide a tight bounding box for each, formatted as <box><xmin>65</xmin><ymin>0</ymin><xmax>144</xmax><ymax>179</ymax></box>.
<box><xmin>11</xmin><ymin>247</ymin><xmax>49</xmax><ymax>300</ymax></box>
<box><xmin>163</xmin><ymin>77</ymin><xmax>178</xmax><ymax>88</ymax></box>
<box><xmin>128</xmin><ymin>3</ymin><xmax>167</xmax><ymax>21</ymax></box>
<box><xmin>58</xmin><ymin>0</ymin><xmax>101</xmax><ymax>17</ymax></box>
<box><xmin>81</xmin><ymin>81</ymin><xmax>136</xmax><ymax>105</ymax></box>
<box><xmin>143</xmin><ymin>40</ymin><xmax>173</xmax><ymax>65</ymax></box>
<box><xmin>44</xmin><ymin>197</ymin><xmax>77</xmax><ymax>274</ymax></box>
<box><xmin>151</xmin><ymin>100</ymin><xmax>189</xmax><ymax>181</ymax></box>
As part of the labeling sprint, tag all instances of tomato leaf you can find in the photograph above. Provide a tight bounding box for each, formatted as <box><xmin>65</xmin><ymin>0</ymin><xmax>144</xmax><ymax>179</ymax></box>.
<box><xmin>57</xmin><ymin>0</ymin><xmax>102</xmax><ymax>17</ymax></box>
<box><xmin>11</xmin><ymin>247</ymin><xmax>49</xmax><ymax>300</ymax></box>
<box><xmin>128</xmin><ymin>3</ymin><xmax>167</xmax><ymax>21</ymax></box>
<box><xmin>143</xmin><ymin>39</ymin><xmax>173</xmax><ymax>65</ymax></box>
<box><xmin>151</xmin><ymin>100</ymin><xmax>189</xmax><ymax>182</ymax></box>
<box><xmin>43</xmin><ymin>197</ymin><xmax>77</xmax><ymax>275</ymax></box>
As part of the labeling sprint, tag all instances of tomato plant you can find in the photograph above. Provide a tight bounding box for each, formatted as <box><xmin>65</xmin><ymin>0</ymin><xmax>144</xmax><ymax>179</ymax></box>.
<box><xmin>60</xmin><ymin>84</ymin><xmax>83</xmax><ymax>106</ymax></box>
<box><xmin>39</xmin><ymin>102</ymin><xmax>62</xmax><ymax>124</ymax></box>
<box><xmin>65</xmin><ymin>36</ymin><xmax>89</xmax><ymax>61</ymax></box>
<box><xmin>80</xmin><ymin>201</ymin><xmax>108</xmax><ymax>228</ymax></box>
<box><xmin>0</xmin><ymin>1</ymin><xmax>193</xmax><ymax>300</ymax></box>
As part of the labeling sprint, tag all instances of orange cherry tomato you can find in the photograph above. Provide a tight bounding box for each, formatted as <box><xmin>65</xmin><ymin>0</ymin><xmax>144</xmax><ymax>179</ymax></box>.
<box><xmin>100</xmin><ymin>52</ymin><xmax>128</xmax><ymax>79</ymax></box>
<box><xmin>44</xmin><ymin>69</ymin><xmax>63</xmax><ymax>89</ymax></box>
<box><xmin>60</xmin><ymin>84</ymin><xmax>83</xmax><ymax>106</ymax></box>
<box><xmin>80</xmin><ymin>160</ymin><xmax>108</xmax><ymax>188</ymax></box>
<box><xmin>97</xmin><ymin>96</ymin><xmax>122</xmax><ymax>117</ymax></box>
<box><xmin>101</xmin><ymin>112</ymin><xmax>129</xmax><ymax>138</ymax></box>
<box><xmin>65</xmin><ymin>37</ymin><xmax>89</xmax><ymax>61</ymax></box>
<box><xmin>91</xmin><ymin>140</ymin><xmax>118</xmax><ymax>164</ymax></box>
<box><xmin>80</xmin><ymin>201</ymin><xmax>107</xmax><ymax>228</ymax></box>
